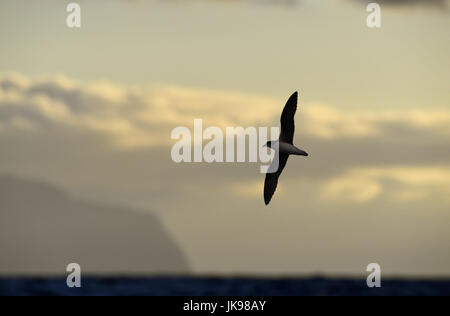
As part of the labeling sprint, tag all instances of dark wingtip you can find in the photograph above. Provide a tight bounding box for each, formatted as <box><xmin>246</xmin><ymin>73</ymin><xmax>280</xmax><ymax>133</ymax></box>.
<box><xmin>285</xmin><ymin>91</ymin><xmax>298</xmax><ymax>105</ymax></box>
<box><xmin>289</xmin><ymin>91</ymin><xmax>299</xmax><ymax>104</ymax></box>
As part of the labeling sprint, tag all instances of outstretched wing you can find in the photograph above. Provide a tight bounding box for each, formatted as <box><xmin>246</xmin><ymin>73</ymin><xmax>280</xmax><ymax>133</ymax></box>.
<box><xmin>264</xmin><ymin>154</ymin><xmax>289</xmax><ymax>205</ymax></box>
<box><xmin>279</xmin><ymin>91</ymin><xmax>298</xmax><ymax>144</ymax></box>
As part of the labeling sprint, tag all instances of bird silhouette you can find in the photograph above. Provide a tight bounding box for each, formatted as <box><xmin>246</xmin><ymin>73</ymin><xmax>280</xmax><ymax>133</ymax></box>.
<box><xmin>264</xmin><ymin>91</ymin><xmax>308</xmax><ymax>205</ymax></box>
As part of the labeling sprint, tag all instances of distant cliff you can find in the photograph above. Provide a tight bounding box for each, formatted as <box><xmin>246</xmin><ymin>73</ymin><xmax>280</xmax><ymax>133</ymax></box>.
<box><xmin>0</xmin><ymin>175</ymin><xmax>190</xmax><ymax>275</ymax></box>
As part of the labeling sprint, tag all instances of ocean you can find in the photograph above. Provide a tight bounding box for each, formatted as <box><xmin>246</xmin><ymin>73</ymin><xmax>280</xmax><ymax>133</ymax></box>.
<box><xmin>1</xmin><ymin>277</ymin><xmax>450</xmax><ymax>296</ymax></box>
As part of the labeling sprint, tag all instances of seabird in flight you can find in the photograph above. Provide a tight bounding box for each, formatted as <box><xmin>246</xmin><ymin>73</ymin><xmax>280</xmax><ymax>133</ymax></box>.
<box><xmin>264</xmin><ymin>91</ymin><xmax>308</xmax><ymax>205</ymax></box>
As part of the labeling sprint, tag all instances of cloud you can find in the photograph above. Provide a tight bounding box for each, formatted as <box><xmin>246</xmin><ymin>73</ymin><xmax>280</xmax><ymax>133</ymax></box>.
<box><xmin>322</xmin><ymin>165</ymin><xmax>450</xmax><ymax>202</ymax></box>
<box><xmin>143</xmin><ymin>0</ymin><xmax>448</xmax><ymax>10</ymax></box>
<box><xmin>1</xmin><ymin>72</ymin><xmax>450</xmax><ymax>207</ymax></box>
<box><xmin>353</xmin><ymin>0</ymin><xmax>448</xmax><ymax>9</ymax></box>
<box><xmin>147</xmin><ymin>0</ymin><xmax>299</xmax><ymax>7</ymax></box>
<box><xmin>1</xmin><ymin>73</ymin><xmax>449</xmax><ymax>275</ymax></box>
<box><xmin>0</xmin><ymin>73</ymin><xmax>280</xmax><ymax>148</ymax></box>
<box><xmin>302</xmin><ymin>103</ymin><xmax>450</xmax><ymax>140</ymax></box>
<box><xmin>322</xmin><ymin>174</ymin><xmax>382</xmax><ymax>202</ymax></box>
<box><xmin>2</xmin><ymin>73</ymin><xmax>450</xmax><ymax>148</ymax></box>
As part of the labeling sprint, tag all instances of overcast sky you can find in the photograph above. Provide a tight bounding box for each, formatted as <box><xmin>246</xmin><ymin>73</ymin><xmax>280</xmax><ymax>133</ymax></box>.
<box><xmin>0</xmin><ymin>0</ymin><xmax>449</xmax><ymax>276</ymax></box>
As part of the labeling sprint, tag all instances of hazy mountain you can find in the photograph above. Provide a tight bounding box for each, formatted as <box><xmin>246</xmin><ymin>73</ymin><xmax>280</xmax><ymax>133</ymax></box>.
<box><xmin>0</xmin><ymin>175</ymin><xmax>190</xmax><ymax>275</ymax></box>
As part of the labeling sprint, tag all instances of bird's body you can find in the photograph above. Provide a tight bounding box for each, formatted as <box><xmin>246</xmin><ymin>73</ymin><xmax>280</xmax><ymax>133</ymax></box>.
<box><xmin>264</xmin><ymin>91</ymin><xmax>308</xmax><ymax>205</ymax></box>
<box><xmin>271</xmin><ymin>140</ymin><xmax>308</xmax><ymax>156</ymax></box>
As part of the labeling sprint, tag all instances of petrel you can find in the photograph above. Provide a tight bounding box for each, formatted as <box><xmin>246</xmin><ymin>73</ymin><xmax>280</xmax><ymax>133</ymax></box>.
<box><xmin>264</xmin><ymin>91</ymin><xmax>308</xmax><ymax>205</ymax></box>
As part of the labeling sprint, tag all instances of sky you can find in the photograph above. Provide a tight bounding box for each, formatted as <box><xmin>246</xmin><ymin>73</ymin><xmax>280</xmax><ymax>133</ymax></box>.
<box><xmin>0</xmin><ymin>0</ymin><xmax>449</xmax><ymax>276</ymax></box>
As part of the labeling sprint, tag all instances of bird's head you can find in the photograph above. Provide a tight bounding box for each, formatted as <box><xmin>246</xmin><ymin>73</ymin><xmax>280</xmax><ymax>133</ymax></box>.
<box><xmin>264</xmin><ymin>140</ymin><xmax>275</xmax><ymax>148</ymax></box>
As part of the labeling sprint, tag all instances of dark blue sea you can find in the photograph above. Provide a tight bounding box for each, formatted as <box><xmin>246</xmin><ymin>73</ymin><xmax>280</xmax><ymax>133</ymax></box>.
<box><xmin>1</xmin><ymin>277</ymin><xmax>450</xmax><ymax>296</ymax></box>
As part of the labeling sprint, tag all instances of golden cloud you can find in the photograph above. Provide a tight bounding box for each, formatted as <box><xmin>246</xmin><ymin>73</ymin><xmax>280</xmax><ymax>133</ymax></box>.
<box><xmin>2</xmin><ymin>73</ymin><xmax>450</xmax><ymax>149</ymax></box>
<box><xmin>323</xmin><ymin>165</ymin><xmax>450</xmax><ymax>203</ymax></box>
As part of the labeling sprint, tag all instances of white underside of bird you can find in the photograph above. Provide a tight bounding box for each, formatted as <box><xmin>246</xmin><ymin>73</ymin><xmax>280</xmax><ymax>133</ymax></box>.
<box><xmin>274</xmin><ymin>140</ymin><xmax>308</xmax><ymax>156</ymax></box>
